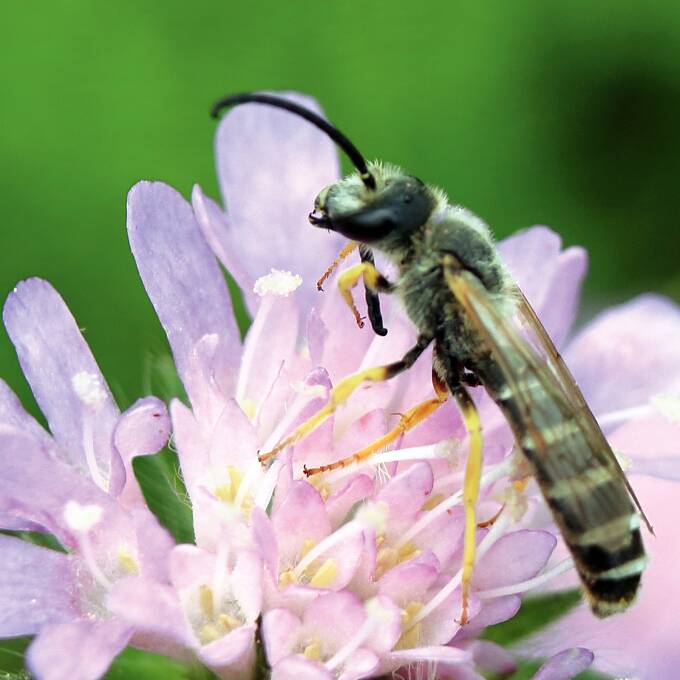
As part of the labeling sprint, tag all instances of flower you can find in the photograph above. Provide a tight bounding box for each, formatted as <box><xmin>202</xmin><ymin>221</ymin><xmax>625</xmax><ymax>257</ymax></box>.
<box><xmin>121</xmin><ymin>91</ymin><xmax>680</xmax><ymax>679</ymax></box>
<box><xmin>0</xmin><ymin>279</ymin><xmax>174</xmax><ymax>680</ymax></box>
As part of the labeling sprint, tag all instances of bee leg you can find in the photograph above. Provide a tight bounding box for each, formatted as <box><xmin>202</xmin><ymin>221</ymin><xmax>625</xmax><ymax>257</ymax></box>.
<box><xmin>450</xmin><ymin>381</ymin><xmax>483</xmax><ymax>625</ymax></box>
<box><xmin>316</xmin><ymin>241</ymin><xmax>358</xmax><ymax>291</ymax></box>
<box><xmin>258</xmin><ymin>334</ymin><xmax>432</xmax><ymax>464</ymax></box>
<box><xmin>337</xmin><ymin>259</ymin><xmax>394</xmax><ymax>331</ymax></box>
<box><xmin>303</xmin><ymin>370</ymin><xmax>448</xmax><ymax>476</ymax></box>
<box><xmin>358</xmin><ymin>246</ymin><xmax>388</xmax><ymax>336</ymax></box>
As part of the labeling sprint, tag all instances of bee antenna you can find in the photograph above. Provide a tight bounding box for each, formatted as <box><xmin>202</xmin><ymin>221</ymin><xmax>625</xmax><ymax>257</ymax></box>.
<box><xmin>210</xmin><ymin>92</ymin><xmax>376</xmax><ymax>190</ymax></box>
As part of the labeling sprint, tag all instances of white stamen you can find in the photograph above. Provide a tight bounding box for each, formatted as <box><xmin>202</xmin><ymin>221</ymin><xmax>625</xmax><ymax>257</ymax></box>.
<box><xmin>81</xmin><ymin>411</ymin><xmax>108</xmax><ymax>491</ymax></box>
<box><xmin>72</xmin><ymin>371</ymin><xmax>107</xmax><ymax>407</ymax></box>
<box><xmin>411</xmin><ymin>513</ymin><xmax>510</xmax><ymax>626</ymax></box>
<box><xmin>234</xmin><ymin>460</ymin><xmax>261</xmax><ymax>509</ymax></box>
<box><xmin>325</xmin><ymin>612</ymin><xmax>376</xmax><ymax>672</ymax></box>
<box><xmin>293</xmin><ymin>520</ymin><xmax>363</xmax><ymax>579</ymax></box>
<box><xmin>253</xmin><ymin>269</ymin><xmax>302</xmax><ymax>297</ymax></box>
<box><xmin>254</xmin><ymin>460</ymin><xmax>283</xmax><ymax>510</ymax></box>
<box><xmin>396</xmin><ymin>455</ymin><xmax>515</xmax><ymax>549</ymax></box>
<box><xmin>476</xmin><ymin>557</ymin><xmax>574</xmax><ymax>599</ymax></box>
<box><xmin>64</xmin><ymin>500</ymin><xmax>103</xmax><ymax>532</ymax></box>
<box><xmin>63</xmin><ymin>501</ymin><xmax>112</xmax><ymax>590</ymax></box>
<box><xmin>212</xmin><ymin>539</ymin><xmax>230</xmax><ymax>609</ymax></box>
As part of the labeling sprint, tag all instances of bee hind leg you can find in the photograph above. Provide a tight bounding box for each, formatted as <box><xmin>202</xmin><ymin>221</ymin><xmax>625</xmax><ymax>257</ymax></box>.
<box><xmin>450</xmin><ymin>380</ymin><xmax>483</xmax><ymax>625</ymax></box>
<box><xmin>303</xmin><ymin>370</ymin><xmax>448</xmax><ymax>476</ymax></box>
<box><xmin>258</xmin><ymin>334</ymin><xmax>432</xmax><ymax>465</ymax></box>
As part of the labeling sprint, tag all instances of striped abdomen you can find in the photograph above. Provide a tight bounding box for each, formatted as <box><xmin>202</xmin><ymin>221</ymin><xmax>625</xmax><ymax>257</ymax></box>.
<box><xmin>477</xmin><ymin>358</ymin><xmax>646</xmax><ymax>616</ymax></box>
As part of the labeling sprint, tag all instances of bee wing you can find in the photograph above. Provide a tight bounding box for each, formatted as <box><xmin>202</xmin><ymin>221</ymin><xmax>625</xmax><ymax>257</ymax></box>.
<box><xmin>446</xmin><ymin>263</ymin><xmax>652</xmax><ymax>533</ymax></box>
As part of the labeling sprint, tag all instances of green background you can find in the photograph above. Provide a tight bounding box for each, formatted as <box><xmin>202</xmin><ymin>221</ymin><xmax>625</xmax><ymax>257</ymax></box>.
<box><xmin>2</xmin><ymin>1</ymin><xmax>679</xmax><ymax>412</ymax></box>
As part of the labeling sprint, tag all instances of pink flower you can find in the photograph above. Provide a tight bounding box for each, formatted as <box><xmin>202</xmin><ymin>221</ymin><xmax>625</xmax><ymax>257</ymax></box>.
<box><xmin>122</xmin><ymin>91</ymin><xmax>680</xmax><ymax>679</ymax></box>
<box><xmin>0</xmin><ymin>280</ymin><xmax>174</xmax><ymax>680</ymax></box>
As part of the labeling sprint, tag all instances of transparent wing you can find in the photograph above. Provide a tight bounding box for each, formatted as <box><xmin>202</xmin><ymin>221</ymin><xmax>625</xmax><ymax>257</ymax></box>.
<box><xmin>446</xmin><ymin>262</ymin><xmax>651</xmax><ymax>532</ymax></box>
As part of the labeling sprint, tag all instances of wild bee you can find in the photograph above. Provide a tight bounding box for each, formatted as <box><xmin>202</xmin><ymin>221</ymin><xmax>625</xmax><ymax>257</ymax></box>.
<box><xmin>211</xmin><ymin>93</ymin><xmax>651</xmax><ymax>621</ymax></box>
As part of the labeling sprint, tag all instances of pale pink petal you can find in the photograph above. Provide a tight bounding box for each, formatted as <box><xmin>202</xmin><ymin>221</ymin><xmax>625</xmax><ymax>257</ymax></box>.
<box><xmin>107</xmin><ymin>576</ymin><xmax>191</xmax><ymax>645</ymax></box>
<box><xmin>199</xmin><ymin>624</ymin><xmax>255</xmax><ymax>672</ymax></box>
<box><xmin>458</xmin><ymin>595</ymin><xmax>521</xmax><ymax>636</ymax></box>
<box><xmin>232</xmin><ymin>551</ymin><xmax>263</xmax><ymax>622</ymax></box>
<box><xmin>262</xmin><ymin>609</ymin><xmax>302</xmax><ymax>665</ymax></box>
<box><xmin>0</xmin><ymin>535</ymin><xmax>78</xmax><ymax>636</ymax></box>
<box><xmin>378</xmin><ymin>554</ymin><xmax>439</xmax><ymax>605</ymax></box>
<box><xmin>126</xmin><ymin>181</ymin><xmax>239</xmax><ymax>401</ymax></box>
<box><xmin>338</xmin><ymin>648</ymin><xmax>379</xmax><ymax>680</ymax></box>
<box><xmin>302</xmin><ymin>591</ymin><xmax>365</xmax><ymax>650</ymax></box>
<box><xmin>215</xmin><ymin>91</ymin><xmax>342</xmax><ymax>310</ymax></box>
<box><xmin>192</xmin><ymin>184</ymin><xmax>258</xmax><ymax>314</ymax></box>
<box><xmin>384</xmin><ymin>645</ymin><xmax>472</xmax><ymax>667</ymax></box>
<box><xmin>566</xmin><ymin>294</ymin><xmax>680</xmax><ymax>415</ymax></box>
<box><xmin>251</xmin><ymin>507</ymin><xmax>278</xmax><ymax>577</ymax></box>
<box><xmin>273</xmin><ymin>481</ymin><xmax>330</xmax><ymax>563</ymax></box>
<box><xmin>473</xmin><ymin>530</ymin><xmax>556</xmax><ymax>590</ymax></box>
<box><xmin>2</xmin><ymin>279</ymin><xmax>121</xmax><ymax>487</ymax></box>
<box><xmin>499</xmin><ymin>227</ymin><xmax>587</xmax><ymax>345</ymax></box>
<box><xmin>378</xmin><ymin>462</ymin><xmax>434</xmax><ymax>519</ymax></box>
<box><xmin>114</xmin><ymin>397</ymin><xmax>170</xmax><ymax>507</ymax></box>
<box><xmin>467</xmin><ymin>640</ymin><xmax>516</xmax><ymax>675</ymax></box>
<box><xmin>26</xmin><ymin>619</ymin><xmax>132</xmax><ymax>680</ymax></box>
<box><xmin>169</xmin><ymin>398</ymin><xmax>207</xmax><ymax>495</ymax></box>
<box><xmin>131</xmin><ymin>508</ymin><xmax>175</xmax><ymax>583</ymax></box>
<box><xmin>530</xmin><ymin>648</ymin><xmax>594</xmax><ymax>680</ymax></box>
<box><xmin>0</xmin><ymin>428</ymin><xmax>126</xmax><ymax>547</ymax></box>
<box><xmin>0</xmin><ymin>379</ymin><xmax>52</xmax><ymax>447</ymax></box>
<box><xmin>324</xmin><ymin>474</ymin><xmax>374</xmax><ymax>528</ymax></box>
<box><xmin>271</xmin><ymin>656</ymin><xmax>334</xmax><ymax>680</ymax></box>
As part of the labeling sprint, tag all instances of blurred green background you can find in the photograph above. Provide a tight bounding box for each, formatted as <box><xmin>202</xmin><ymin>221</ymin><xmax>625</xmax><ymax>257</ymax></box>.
<box><xmin>2</xmin><ymin>1</ymin><xmax>679</xmax><ymax>412</ymax></box>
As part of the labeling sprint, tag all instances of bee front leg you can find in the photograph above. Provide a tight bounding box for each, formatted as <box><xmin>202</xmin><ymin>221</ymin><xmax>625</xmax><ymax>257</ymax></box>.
<box><xmin>450</xmin><ymin>380</ymin><xmax>483</xmax><ymax>625</ymax></box>
<box><xmin>337</xmin><ymin>259</ymin><xmax>393</xmax><ymax>332</ymax></box>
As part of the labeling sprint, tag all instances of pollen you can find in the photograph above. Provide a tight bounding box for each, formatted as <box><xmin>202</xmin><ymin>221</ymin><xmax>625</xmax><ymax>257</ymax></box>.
<box><xmin>308</xmin><ymin>559</ymin><xmax>337</xmax><ymax>587</ymax></box>
<box><xmin>199</xmin><ymin>623</ymin><xmax>221</xmax><ymax>644</ymax></box>
<box><xmin>239</xmin><ymin>397</ymin><xmax>257</xmax><ymax>420</ymax></box>
<box><xmin>71</xmin><ymin>371</ymin><xmax>107</xmax><ymax>407</ymax></box>
<box><xmin>303</xmin><ymin>640</ymin><xmax>322</xmax><ymax>660</ymax></box>
<box><xmin>253</xmin><ymin>268</ymin><xmax>302</xmax><ymax>297</ymax></box>
<box><xmin>300</xmin><ymin>538</ymin><xmax>316</xmax><ymax>558</ymax></box>
<box><xmin>396</xmin><ymin>601</ymin><xmax>424</xmax><ymax>649</ymax></box>
<box><xmin>199</xmin><ymin>584</ymin><xmax>214</xmax><ymax>620</ymax></box>
<box><xmin>118</xmin><ymin>548</ymin><xmax>139</xmax><ymax>575</ymax></box>
<box><xmin>278</xmin><ymin>569</ymin><xmax>296</xmax><ymax>587</ymax></box>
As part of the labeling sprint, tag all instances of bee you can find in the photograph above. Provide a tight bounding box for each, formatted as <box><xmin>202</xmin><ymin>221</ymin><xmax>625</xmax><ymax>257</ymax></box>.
<box><xmin>211</xmin><ymin>93</ymin><xmax>652</xmax><ymax>621</ymax></box>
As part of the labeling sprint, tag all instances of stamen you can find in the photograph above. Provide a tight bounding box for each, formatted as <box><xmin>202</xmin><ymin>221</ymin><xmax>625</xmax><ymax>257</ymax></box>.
<box><xmin>410</xmin><ymin>513</ymin><xmax>510</xmax><ymax>627</ymax></box>
<box><xmin>253</xmin><ymin>268</ymin><xmax>303</xmax><ymax>297</ymax></box>
<box><xmin>63</xmin><ymin>501</ymin><xmax>112</xmax><ymax>590</ymax></box>
<box><xmin>325</xmin><ymin>598</ymin><xmax>387</xmax><ymax>672</ymax></box>
<box><xmin>81</xmin><ymin>411</ymin><xmax>108</xmax><ymax>491</ymax></box>
<box><xmin>293</xmin><ymin>521</ymin><xmax>363</xmax><ymax>579</ymax></box>
<box><xmin>476</xmin><ymin>558</ymin><xmax>574</xmax><ymax>599</ymax></box>
<box><xmin>254</xmin><ymin>459</ymin><xmax>283</xmax><ymax>510</ymax></box>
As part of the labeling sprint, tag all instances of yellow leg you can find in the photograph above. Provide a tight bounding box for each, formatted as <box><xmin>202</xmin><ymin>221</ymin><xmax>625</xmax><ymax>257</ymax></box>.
<box><xmin>258</xmin><ymin>336</ymin><xmax>431</xmax><ymax>465</ymax></box>
<box><xmin>337</xmin><ymin>261</ymin><xmax>392</xmax><ymax>330</ymax></box>
<box><xmin>316</xmin><ymin>241</ymin><xmax>358</xmax><ymax>291</ymax></box>
<box><xmin>304</xmin><ymin>372</ymin><xmax>449</xmax><ymax>476</ymax></box>
<box><xmin>456</xmin><ymin>386</ymin><xmax>483</xmax><ymax>625</ymax></box>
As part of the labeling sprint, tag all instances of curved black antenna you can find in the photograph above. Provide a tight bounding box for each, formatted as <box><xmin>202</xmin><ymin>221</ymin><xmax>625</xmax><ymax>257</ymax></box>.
<box><xmin>211</xmin><ymin>92</ymin><xmax>376</xmax><ymax>190</ymax></box>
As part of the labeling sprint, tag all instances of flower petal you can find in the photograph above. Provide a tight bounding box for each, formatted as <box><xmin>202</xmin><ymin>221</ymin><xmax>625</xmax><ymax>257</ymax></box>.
<box><xmin>0</xmin><ymin>379</ymin><xmax>52</xmax><ymax>446</ymax></box>
<box><xmin>2</xmin><ymin>279</ymin><xmax>121</xmax><ymax>488</ymax></box>
<box><xmin>473</xmin><ymin>530</ymin><xmax>556</xmax><ymax>590</ymax></box>
<box><xmin>0</xmin><ymin>535</ymin><xmax>77</xmax><ymax>636</ymax></box>
<box><xmin>26</xmin><ymin>619</ymin><xmax>132</xmax><ymax>680</ymax></box>
<box><xmin>215</xmin><ymin>91</ymin><xmax>343</xmax><ymax>312</ymax></box>
<box><xmin>126</xmin><ymin>181</ymin><xmax>239</xmax><ymax>402</ymax></box>
<box><xmin>499</xmin><ymin>227</ymin><xmax>587</xmax><ymax>345</ymax></box>
<box><xmin>262</xmin><ymin>608</ymin><xmax>302</xmax><ymax>666</ymax></box>
<box><xmin>530</xmin><ymin>647</ymin><xmax>594</xmax><ymax>680</ymax></box>
<box><xmin>192</xmin><ymin>184</ymin><xmax>258</xmax><ymax>314</ymax></box>
<box><xmin>271</xmin><ymin>656</ymin><xmax>334</xmax><ymax>680</ymax></box>
<box><xmin>114</xmin><ymin>397</ymin><xmax>170</xmax><ymax>508</ymax></box>
<box><xmin>566</xmin><ymin>294</ymin><xmax>680</xmax><ymax>416</ymax></box>
<box><xmin>199</xmin><ymin>625</ymin><xmax>256</xmax><ymax>675</ymax></box>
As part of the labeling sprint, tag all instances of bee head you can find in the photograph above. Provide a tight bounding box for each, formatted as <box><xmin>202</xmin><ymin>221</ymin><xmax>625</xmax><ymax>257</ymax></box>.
<box><xmin>309</xmin><ymin>165</ymin><xmax>435</xmax><ymax>245</ymax></box>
